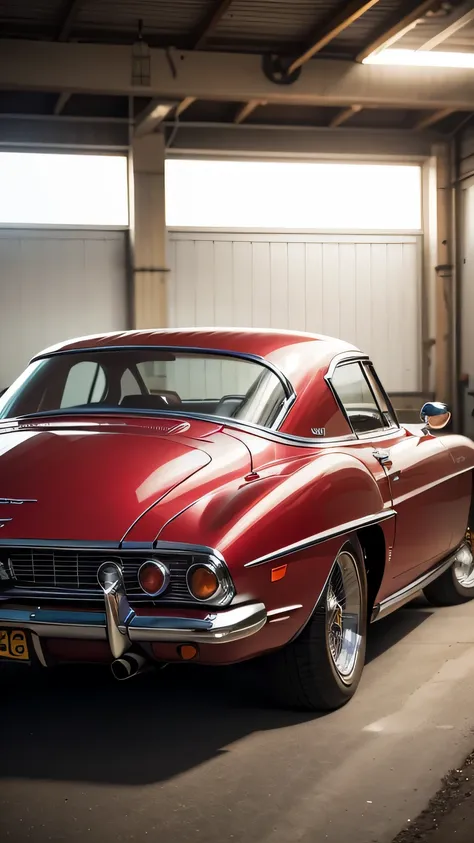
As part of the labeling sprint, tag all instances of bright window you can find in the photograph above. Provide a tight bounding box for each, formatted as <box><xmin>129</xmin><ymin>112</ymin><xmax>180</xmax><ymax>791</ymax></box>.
<box><xmin>0</xmin><ymin>152</ymin><xmax>128</xmax><ymax>226</ymax></box>
<box><xmin>165</xmin><ymin>159</ymin><xmax>422</xmax><ymax>230</ymax></box>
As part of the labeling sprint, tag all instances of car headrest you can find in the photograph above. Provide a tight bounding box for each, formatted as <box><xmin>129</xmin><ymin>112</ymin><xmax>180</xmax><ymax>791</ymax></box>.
<box><xmin>150</xmin><ymin>390</ymin><xmax>181</xmax><ymax>407</ymax></box>
<box><xmin>120</xmin><ymin>394</ymin><xmax>171</xmax><ymax>410</ymax></box>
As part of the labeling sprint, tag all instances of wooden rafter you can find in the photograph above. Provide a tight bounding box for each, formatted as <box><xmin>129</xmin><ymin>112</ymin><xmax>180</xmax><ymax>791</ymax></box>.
<box><xmin>234</xmin><ymin>99</ymin><xmax>266</xmax><ymax>124</ymax></box>
<box><xmin>356</xmin><ymin>0</ymin><xmax>443</xmax><ymax>62</ymax></box>
<box><xmin>192</xmin><ymin>0</ymin><xmax>233</xmax><ymax>50</ymax></box>
<box><xmin>288</xmin><ymin>0</ymin><xmax>380</xmax><ymax>73</ymax></box>
<box><xmin>414</xmin><ymin>107</ymin><xmax>454</xmax><ymax>130</ymax></box>
<box><xmin>329</xmin><ymin>105</ymin><xmax>362</xmax><ymax>127</ymax></box>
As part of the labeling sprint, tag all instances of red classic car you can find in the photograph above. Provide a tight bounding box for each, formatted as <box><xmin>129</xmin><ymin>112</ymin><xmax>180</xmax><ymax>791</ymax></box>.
<box><xmin>1</xmin><ymin>328</ymin><xmax>474</xmax><ymax>710</ymax></box>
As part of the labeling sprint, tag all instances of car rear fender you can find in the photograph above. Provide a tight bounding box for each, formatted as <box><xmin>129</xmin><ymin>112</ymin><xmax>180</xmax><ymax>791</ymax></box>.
<box><xmin>159</xmin><ymin>450</ymin><xmax>394</xmax><ymax>623</ymax></box>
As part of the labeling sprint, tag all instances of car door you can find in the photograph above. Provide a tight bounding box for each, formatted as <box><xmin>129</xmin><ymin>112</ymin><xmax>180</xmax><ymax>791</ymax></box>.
<box><xmin>330</xmin><ymin>360</ymin><xmax>456</xmax><ymax>591</ymax></box>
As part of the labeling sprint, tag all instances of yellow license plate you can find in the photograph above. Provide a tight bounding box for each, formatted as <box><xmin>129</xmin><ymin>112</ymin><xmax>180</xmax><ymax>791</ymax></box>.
<box><xmin>0</xmin><ymin>628</ymin><xmax>29</xmax><ymax>661</ymax></box>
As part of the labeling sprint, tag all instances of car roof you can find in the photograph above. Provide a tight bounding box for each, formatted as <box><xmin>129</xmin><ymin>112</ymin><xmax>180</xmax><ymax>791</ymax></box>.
<box><xmin>34</xmin><ymin>328</ymin><xmax>361</xmax><ymax>391</ymax></box>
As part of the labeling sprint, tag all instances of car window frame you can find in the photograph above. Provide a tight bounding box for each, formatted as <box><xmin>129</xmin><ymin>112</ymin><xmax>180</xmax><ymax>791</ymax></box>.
<box><xmin>362</xmin><ymin>362</ymin><xmax>400</xmax><ymax>431</ymax></box>
<box><xmin>327</xmin><ymin>356</ymin><xmax>400</xmax><ymax>440</ymax></box>
<box><xmin>4</xmin><ymin>345</ymin><xmax>296</xmax><ymax>433</ymax></box>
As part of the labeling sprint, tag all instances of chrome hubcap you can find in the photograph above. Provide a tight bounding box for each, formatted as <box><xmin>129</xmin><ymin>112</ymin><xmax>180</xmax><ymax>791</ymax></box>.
<box><xmin>453</xmin><ymin>543</ymin><xmax>474</xmax><ymax>588</ymax></box>
<box><xmin>326</xmin><ymin>551</ymin><xmax>363</xmax><ymax>683</ymax></box>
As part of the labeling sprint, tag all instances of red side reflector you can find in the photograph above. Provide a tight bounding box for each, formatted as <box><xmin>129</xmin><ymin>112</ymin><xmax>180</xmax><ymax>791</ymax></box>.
<box><xmin>177</xmin><ymin>644</ymin><xmax>199</xmax><ymax>661</ymax></box>
<box><xmin>271</xmin><ymin>564</ymin><xmax>287</xmax><ymax>582</ymax></box>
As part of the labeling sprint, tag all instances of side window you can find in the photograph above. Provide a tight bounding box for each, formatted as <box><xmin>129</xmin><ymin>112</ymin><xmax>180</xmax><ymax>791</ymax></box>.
<box><xmin>363</xmin><ymin>364</ymin><xmax>398</xmax><ymax>429</ymax></box>
<box><xmin>331</xmin><ymin>362</ymin><xmax>386</xmax><ymax>435</ymax></box>
<box><xmin>60</xmin><ymin>361</ymin><xmax>107</xmax><ymax>408</ymax></box>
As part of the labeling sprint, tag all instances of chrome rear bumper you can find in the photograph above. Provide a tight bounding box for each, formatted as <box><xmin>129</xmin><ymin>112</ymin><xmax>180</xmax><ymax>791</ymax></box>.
<box><xmin>0</xmin><ymin>602</ymin><xmax>267</xmax><ymax>650</ymax></box>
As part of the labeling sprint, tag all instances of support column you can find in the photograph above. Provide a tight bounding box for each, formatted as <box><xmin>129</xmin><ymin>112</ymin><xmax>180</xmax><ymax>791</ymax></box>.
<box><xmin>433</xmin><ymin>143</ymin><xmax>454</xmax><ymax>407</ymax></box>
<box><xmin>130</xmin><ymin>132</ymin><xmax>168</xmax><ymax>329</ymax></box>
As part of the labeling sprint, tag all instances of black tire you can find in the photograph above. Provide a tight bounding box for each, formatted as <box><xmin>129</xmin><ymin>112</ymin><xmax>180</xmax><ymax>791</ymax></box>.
<box><xmin>260</xmin><ymin>537</ymin><xmax>367</xmax><ymax>712</ymax></box>
<box><xmin>423</xmin><ymin>543</ymin><xmax>474</xmax><ymax>606</ymax></box>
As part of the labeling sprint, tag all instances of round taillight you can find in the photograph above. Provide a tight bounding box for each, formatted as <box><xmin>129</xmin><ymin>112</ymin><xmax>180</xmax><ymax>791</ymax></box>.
<box><xmin>138</xmin><ymin>560</ymin><xmax>170</xmax><ymax>596</ymax></box>
<box><xmin>188</xmin><ymin>565</ymin><xmax>219</xmax><ymax>601</ymax></box>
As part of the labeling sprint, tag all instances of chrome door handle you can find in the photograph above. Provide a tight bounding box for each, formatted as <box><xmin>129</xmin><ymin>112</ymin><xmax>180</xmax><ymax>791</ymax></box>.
<box><xmin>373</xmin><ymin>449</ymin><xmax>392</xmax><ymax>468</ymax></box>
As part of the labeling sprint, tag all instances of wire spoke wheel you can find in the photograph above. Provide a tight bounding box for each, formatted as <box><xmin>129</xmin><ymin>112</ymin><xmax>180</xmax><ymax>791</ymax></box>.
<box><xmin>326</xmin><ymin>551</ymin><xmax>363</xmax><ymax>683</ymax></box>
<box><xmin>453</xmin><ymin>541</ymin><xmax>474</xmax><ymax>589</ymax></box>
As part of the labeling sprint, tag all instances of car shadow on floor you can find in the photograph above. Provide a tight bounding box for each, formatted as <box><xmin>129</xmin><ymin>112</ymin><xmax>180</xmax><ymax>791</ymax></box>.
<box><xmin>0</xmin><ymin>600</ymin><xmax>432</xmax><ymax>787</ymax></box>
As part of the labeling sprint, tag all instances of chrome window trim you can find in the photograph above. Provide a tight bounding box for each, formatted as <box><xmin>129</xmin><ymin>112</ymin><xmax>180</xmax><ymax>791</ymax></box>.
<box><xmin>363</xmin><ymin>361</ymin><xmax>400</xmax><ymax>428</ymax></box>
<box><xmin>244</xmin><ymin>509</ymin><xmax>396</xmax><ymax>568</ymax></box>
<box><xmin>25</xmin><ymin>344</ymin><xmax>297</xmax><ymax>433</ymax></box>
<box><xmin>4</xmin><ymin>408</ymin><xmax>355</xmax><ymax>448</ymax></box>
<box><xmin>1</xmin><ymin>350</ymin><xmax>403</xmax><ymax>449</ymax></box>
<box><xmin>325</xmin><ymin>354</ymin><xmax>401</xmax><ymax>441</ymax></box>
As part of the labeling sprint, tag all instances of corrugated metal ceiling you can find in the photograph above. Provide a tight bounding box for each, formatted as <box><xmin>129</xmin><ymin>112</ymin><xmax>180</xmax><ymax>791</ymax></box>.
<box><xmin>75</xmin><ymin>0</ymin><xmax>214</xmax><ymax>36</ymax></box>
<box><xmin>1</xmin><ymin>0</ymin><xmax>467</xmax><ymax>56</ymax></box>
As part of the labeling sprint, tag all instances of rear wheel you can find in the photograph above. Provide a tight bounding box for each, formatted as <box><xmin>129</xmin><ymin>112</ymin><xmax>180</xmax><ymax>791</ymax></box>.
<box><xmin>423</xmin><ymin>537</ymin><xmax>474</xmax><ymax>606</ymax></box>
<box><xmin>261</xmin><ymin>538</ymin><xmax>367</xmax><ymax>711</ymax></box>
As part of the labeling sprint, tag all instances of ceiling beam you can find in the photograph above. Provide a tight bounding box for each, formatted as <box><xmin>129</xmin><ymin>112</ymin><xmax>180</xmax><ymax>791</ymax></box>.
<box><xmin>288</xmin><ymin>0</ymin><xmax>380</xmax><ymax>73</ymax></box>
<box><xmin>4</xmin><ymin>40</ymin><xmax>474</xmax><ymax>111</ymax></box>
<box><xmin>414</xmin><ymin>107</ymin><xmax>454</xmax><ymax>130</ymax></box>
<box><xmin>164</xmin><ymin>123</ymin><xmax>438</xmax><ymax>159</ymax></box>
<box><xmin>356</xmin><ymin>0</ymin><xmax>442</xmax><ymax>62</ymax></box>
<box><xmin>135</xmin><ymin>100</ymin><xmax>178</xmax><ymax>137</ymax></box>
<box><xmin>191</xmin><ymin>0</ymin><xmax>233</xmax><ymax>50</ymax></box>
<box><xmin>54</xmin><ymin>92</ymin><xmax>71</xmax><ymax>115</ymax></box>
<box><xmin>234</xmin><ymin>99</ymin><xmax>266</xmax><ymax>123</ymax></box>
<box><xmin>419</xmin><ymin>7</ymin><xmax>474</xmax><ymax>50</ymax></box>
<box><xmin>57</xmin><ymin>0</ymin><xmax>82</xmax><ymax>42</ymax></box>
<box><xmin>329</xmin><ymin>105</ymin><xmax>362</xmax><ymax>127</ymax></box>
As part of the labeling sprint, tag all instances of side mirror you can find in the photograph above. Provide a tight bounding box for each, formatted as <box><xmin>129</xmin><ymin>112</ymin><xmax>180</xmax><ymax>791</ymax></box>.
<box><xmin>420</xmin><ymin>401</ymin><xmax>451</xmax><ymax>430</ymax></box>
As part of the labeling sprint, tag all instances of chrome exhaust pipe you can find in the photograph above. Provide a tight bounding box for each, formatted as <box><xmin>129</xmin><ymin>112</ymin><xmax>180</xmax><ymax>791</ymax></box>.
<box><xmin>111</xmin><ymin>651</ymin><xmax>150</xmax><ymax>681</ymax></box>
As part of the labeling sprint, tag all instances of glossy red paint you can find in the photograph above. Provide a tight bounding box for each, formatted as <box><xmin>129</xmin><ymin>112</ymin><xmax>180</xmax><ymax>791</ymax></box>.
<box><xmin>1</xmin><ymin>327</ymin><xmax>474</xmax><ymax>671</ymax></box>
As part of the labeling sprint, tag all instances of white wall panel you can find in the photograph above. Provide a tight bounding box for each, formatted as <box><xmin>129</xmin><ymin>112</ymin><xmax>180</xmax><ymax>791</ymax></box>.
<box><xmin>0</xmin><ymin>230</ymin><xmax>127</xmax><ymax>388</ymax></box>
<box><xmin>168</xmin><ymin>230</ymin><xmax>422</xmax><ymax>393</ymax></box>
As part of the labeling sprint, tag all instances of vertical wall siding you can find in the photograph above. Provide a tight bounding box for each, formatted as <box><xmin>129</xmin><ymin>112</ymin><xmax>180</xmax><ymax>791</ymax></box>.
<box><xmin>168</xmin><ymin>231</ymin><xmax>421</xmax><ymax>393</ymax></box>
<box><xmin>0</xmin><ymin>230</ymin><xmax>128</xmax><ymax>387</ymax></box>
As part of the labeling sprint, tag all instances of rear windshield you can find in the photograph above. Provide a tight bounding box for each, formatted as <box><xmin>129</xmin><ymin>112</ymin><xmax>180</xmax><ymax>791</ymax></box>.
<box><xmin>0</xmin><ymin>349</ymin><xmax>288</xmax><ymax>430</ymax></box>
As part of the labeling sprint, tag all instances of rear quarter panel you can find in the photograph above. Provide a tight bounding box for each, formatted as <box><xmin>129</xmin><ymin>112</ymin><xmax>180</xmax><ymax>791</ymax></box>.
<box><xmin>158</xmin><ymin>449</ymin><xmax>392</xmax><ymax>655</ymax></box>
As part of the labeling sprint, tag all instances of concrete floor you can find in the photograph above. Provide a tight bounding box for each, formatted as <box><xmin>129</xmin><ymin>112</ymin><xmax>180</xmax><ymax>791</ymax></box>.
<box><xmin>2</xmin><ymin>596</ymin><xmax>474</xmax><ymax>843</ymax></box>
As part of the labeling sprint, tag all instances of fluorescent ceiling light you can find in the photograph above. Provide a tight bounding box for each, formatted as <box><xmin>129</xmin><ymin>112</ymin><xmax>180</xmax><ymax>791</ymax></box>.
<box><xmin>363</xmin><ymin>49</ymin><xmax>474</xmax><ymax>68</ymax></box>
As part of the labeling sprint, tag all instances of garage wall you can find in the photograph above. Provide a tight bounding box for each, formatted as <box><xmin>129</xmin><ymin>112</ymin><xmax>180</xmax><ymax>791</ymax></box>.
<box><xmin>0</xmin><ymin>229</ymin><xmax>128</xmax><ymax>388</ymax></box>
<box><xmin>168</xmin><ymin>229</ymin><xmax>422</xmax><ymax>393</ymax></box>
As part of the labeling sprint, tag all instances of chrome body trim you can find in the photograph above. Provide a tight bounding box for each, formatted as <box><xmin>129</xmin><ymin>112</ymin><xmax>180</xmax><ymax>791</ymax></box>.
<box><xmin>31</xmin><ymin>632</ymin><xmax>47</xmax><ymax>667</ymax></box>
<box><xmin>371</xmin><ymin>542</ymin><xmax>472</xmax><ymax>622</ymax></box>
<box><xmin>0</xmin><ymin>602</ymin><xmax>267</xmax><ymax>645</ymax></box>
<box><xmin>127</xmin><ymin>603</ymin><xmax>267</xmax><ymax>643</ymax></box>
<box><xmin>97</xmin><ymin>561</ymin><xmax>134</xmax><ymax>658</ymax></box>
<box><xmin>0</xmin><ymin>537</ymin><xmax>225</xmax><ymax>558</ymax></box>
<box><xmin>267</xmin><ymin>604</ymin><xmax>303</xmax><ymax>616</ymax></box>
<box><xmin>244</xmin><ymin>509</ymin><xmax>397</xmax><ymax>568</ymax></box>
<box><xmin>0</xmin><ymin>498</ymin><xmax>37</xmax><ymax>505</ymax></box>
<box><xmin>391</xmin><ymin>464</ymin><xmax>474</xmax><ymax>506</ymax></box>
<box><xmin>0</xmin><ymin>607</ymin><xmax>108</xmax><ymax>639</ymax></box>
